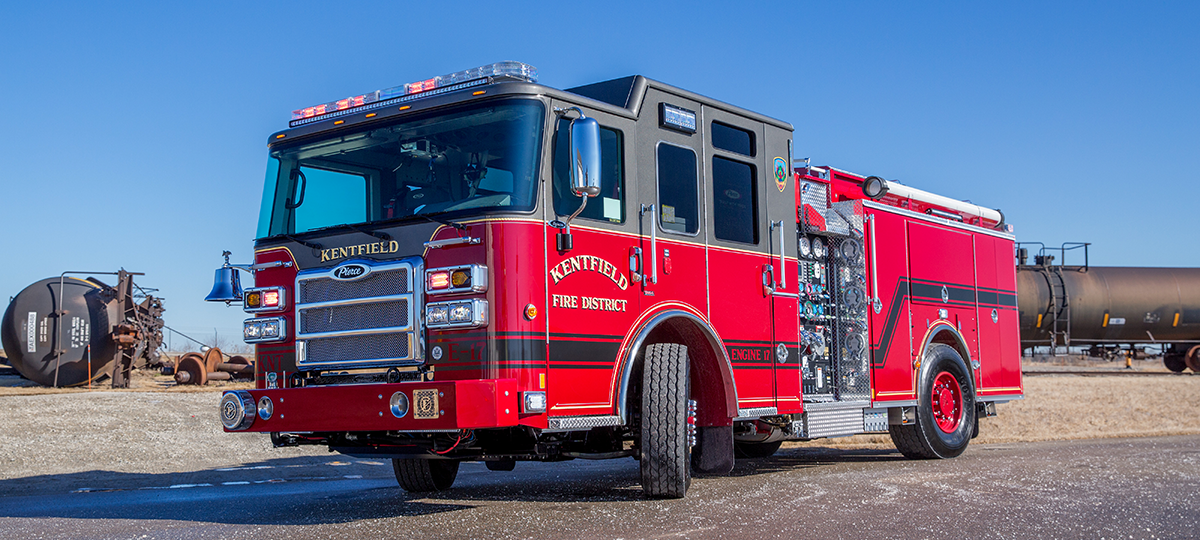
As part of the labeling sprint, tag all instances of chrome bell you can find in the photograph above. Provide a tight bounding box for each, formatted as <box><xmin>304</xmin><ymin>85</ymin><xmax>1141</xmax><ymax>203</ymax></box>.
<box><xmin>205</xmin><ymin>251</ymin><xmax>243</xmax><ymax>303</ymax></box>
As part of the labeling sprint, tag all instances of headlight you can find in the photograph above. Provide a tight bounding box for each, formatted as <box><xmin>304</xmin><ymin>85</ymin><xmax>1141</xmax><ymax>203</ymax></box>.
<box><xmin>244</xmin><ymin>287</ymin><xmax>286</xmax><ymax>313</ymax></box>
<box><xmin>243</xmin><ymin>317</ymin><xmax>287</xmax><ymax>343</ymax></box>
<box><xmin>425</xmin><ymin>265</ymin><xmax>488</xmax><ymax>295</ymax></box>
<box><xmin>425</xmin><ymin>299</ymin><xmax>488</xmax><ymax>329</ymax></box>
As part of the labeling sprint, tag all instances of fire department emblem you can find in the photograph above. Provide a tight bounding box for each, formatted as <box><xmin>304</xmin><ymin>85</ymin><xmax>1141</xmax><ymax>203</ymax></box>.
<box><xmin>413</xmin><ymin>389</ymin><xmax>439</xmax><ymax>419</ymax></box>
<box><xmin>773</xmin><ymin>157</ymin><xmax>788</xmax><ymax>192</ymax></box>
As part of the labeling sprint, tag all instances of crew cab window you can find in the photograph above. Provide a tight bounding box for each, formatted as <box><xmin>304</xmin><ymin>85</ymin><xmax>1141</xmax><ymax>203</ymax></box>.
<box><xmin>712</xmin><ymin>156</ymin><xmax>758</xmax><ymax>244</ymax></box>
<box><xmin>656</xmin><ymin>143</ymin><xmax>698</xmax><ymax>235</ymax></box>
<box><xmin>552</xmin><ymin>119</ymin><xmax>625</xmax><ymax>223</ymax></box>
<box><xmin>712</xmin><ymin>121</ymin><xmax>755</xmax><ymax>157</ymax></box>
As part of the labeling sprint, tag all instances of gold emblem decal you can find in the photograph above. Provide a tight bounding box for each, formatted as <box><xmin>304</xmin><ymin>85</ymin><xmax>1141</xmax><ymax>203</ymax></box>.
<box><xmin>319</xmin><ymin>241</ymin><xmax>401</xmax><ymax>263</ymax></box>
<box><xmin>413</xmin><ymin>388</ymin><xmax>439</xmax><ymax>420</ymax></box>
<box><xmin>549</xmin><ymin>255</ymin><xmax>628</xmax><ymax>290</ymax></box>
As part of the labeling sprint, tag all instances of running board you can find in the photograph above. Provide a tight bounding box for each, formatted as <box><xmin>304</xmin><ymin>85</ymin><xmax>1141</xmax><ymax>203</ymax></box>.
<box><xmin>789</xmin><ymin>405</ymin><xmax>889</xmax><ymax>439</ymax></box>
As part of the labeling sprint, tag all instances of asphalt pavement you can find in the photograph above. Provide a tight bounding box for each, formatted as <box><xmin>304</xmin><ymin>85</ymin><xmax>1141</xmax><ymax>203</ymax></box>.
<box><xmin>0</xmin><ymin>435</ymin><xmax>1196</xmax><ymax>540</ymax></box>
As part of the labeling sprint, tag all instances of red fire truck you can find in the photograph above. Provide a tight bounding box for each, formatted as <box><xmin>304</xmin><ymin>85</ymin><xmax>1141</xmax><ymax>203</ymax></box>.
<box><xmin>206</xmin><ymin>62</ymin><xmax>1023</xmax><ymax>498</ymax></box>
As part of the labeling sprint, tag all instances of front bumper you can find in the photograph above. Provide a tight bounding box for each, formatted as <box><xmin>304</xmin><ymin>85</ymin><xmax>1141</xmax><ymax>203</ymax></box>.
<box><xmin>221</xmin><ymin>378</ymin><xmax>519</xmax><ymax>433</ymax></box>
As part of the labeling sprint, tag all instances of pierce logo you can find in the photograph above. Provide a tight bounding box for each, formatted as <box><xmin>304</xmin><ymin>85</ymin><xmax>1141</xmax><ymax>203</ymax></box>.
<box><xmin>332</xmin><ymin>263</ymin><xmax>370</xmax><ymax>281</ymax></box>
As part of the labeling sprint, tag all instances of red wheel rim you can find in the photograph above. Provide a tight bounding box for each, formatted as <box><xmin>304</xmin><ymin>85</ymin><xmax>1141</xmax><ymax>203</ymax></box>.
<box><xmin>931</xmin><ymin>371</ymin><xmax>962</xmax><ymax>433</ymax></box>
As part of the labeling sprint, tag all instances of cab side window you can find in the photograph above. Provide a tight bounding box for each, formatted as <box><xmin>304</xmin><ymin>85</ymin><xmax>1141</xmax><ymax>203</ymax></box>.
<box><xmin>552</xmin><ymin>119</ymin><xmax>625</xmax><ymax>223</ymax></box>
<box><xmin>656</xmin><ymin>143</ymin><xmax>698</xmax><ymax>234</ymax></box>
<box><xmin>712</xmin><ymin>156</ymin><xmax>757</xmax><ymax>243</ymax></box>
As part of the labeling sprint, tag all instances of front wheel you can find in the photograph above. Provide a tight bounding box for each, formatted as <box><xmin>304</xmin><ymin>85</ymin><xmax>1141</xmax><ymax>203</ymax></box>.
<box><xmin>392</xmin><ymin>458</ymin><xmax>459</xmax><ymax>492</ymax></box>
<box><xmin>639</xmin><ymin>343</ymin><xmax>691</xmax><ymax>498</ymax></box>
<box><xmin>890</xmin><ymin>343</ymin><xmax>976</xmax><ymax>459</ymax></box>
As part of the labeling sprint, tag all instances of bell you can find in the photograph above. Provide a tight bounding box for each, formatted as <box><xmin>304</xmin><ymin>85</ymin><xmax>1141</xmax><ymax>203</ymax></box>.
<box><xmin>205</xmin><ymin>267</ymin><xmax>243</xmax><ymax>302</ymax></box>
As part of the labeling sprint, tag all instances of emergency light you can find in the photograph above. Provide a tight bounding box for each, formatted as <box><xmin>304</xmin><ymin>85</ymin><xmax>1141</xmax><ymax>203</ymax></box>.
<box><xmin>289</xmin><ymin>61</ymin><xmax>538</xmax><ymax>127</ymax></box>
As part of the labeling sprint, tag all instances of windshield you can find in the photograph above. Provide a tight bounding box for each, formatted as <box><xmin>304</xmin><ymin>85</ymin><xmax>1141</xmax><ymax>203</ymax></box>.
<box><xmin>257</xmin><ymin>98</ymin><xmax>544</xmax><ymax>238</ymax></box>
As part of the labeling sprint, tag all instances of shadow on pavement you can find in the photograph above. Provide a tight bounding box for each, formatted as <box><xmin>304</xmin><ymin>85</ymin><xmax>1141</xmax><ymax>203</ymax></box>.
<box><xmin>0</xmin><ymin>445</ymin><xmax>909</xmax><ymax>525</ymax></box>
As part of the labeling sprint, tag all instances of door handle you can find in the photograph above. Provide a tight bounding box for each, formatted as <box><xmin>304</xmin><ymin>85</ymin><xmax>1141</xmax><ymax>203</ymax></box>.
<box><xmin>771</xmin><ymin>220</ymin><xmax>786</xmax><ymax>290</ymax></box>
<box><xmin>868</xmin><ymin>214</ymin><xmax>882</xmax><ymax>313</ymax></box>
<box><xmin>629</xmin><ymin>246</ymin><xmax>643</xmax><ymax>283</ymax></box>
<box><xmin>640</xmin><ymin>204</ymin><xmax>657</xmax><ymax>284</ymax></box>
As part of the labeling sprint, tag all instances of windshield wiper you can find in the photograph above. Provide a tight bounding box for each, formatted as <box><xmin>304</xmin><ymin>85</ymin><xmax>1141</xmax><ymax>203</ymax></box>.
<box><xmin>281</xmin><ymin>234</ymin><xmax>323</xmax><ymax>251</ymax></box>
<box><xmin>419</xmin><ymin>212</ymin><xmax>466</xmax><ymax>231</ymax></box>
<box><xmin>345</xmin><ymin>223</ymin><xmax>392</xmax><ymax>241</ymax></box>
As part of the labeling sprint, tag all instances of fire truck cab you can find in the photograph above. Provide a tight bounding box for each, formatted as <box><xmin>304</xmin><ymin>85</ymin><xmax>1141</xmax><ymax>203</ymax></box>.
<box><xmin>207</xmin><ymin>62</ymin><xmax>1022</xmax><ymax>498</ymax></box>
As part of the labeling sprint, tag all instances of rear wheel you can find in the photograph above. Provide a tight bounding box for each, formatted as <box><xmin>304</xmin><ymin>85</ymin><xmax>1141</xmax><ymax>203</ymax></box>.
<box><xmin>734</xmin><ymin>440</ymin><xmax>782</xmax><ymax>459</ymax></box>
<box><xmin>1185</xmin><ymin>346</ymin><xmax>1200</xmax><ymax>373</ymax></box>
<box><xmin>890</xmin><ymin>343</ymin><xmax>976</xmax><ymax>459</ymax></box>
<box><xmin>392</xmin><ymin>458</ymin><xmax>459</xmax><ymax>492</ymax></box>
<box><xmin>1164</xmin><ymin>354</ymin><xmax>1187</xmax><ymax>373</ymax></box>
<box><xmin>639</xmin><ymin>343</ymin><xmax>691</xmax><ymax>499</ymax></box>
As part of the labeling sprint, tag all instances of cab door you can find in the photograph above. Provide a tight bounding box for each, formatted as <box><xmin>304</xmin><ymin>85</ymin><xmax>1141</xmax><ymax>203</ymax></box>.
<box><xmin>702</xmin><ymin>108</ymin><xmax>777</xmax><ymax>412</ymax></box>
<box><xmin>543</xmin><ymin>102</ymin><xmax>640</xmax><ymax>417</ymax></box>
<box><xmin>634</xmin><ymin>93</ymin><xmax>709</xmax><ymax>317</ymax></box>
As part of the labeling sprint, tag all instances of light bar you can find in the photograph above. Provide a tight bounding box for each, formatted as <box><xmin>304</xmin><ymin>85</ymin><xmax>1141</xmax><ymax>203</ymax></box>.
<box><xmin>289</xmin><ymin>61</ymin><xmax>538</xmax><ymax>126</ymax></box>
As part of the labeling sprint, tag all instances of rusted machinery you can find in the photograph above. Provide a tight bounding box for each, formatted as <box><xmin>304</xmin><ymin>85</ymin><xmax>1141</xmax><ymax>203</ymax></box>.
<box><xmin>1017</xmin><ymin>243</ymin><xmax>1200</xmax><ymax>372</ymax></box>
<box><xmin>1</xmin><ymin>271</ymin><xmax>165</xmax><ymax>387</ymax></box>
<box><xmin>172</xmin><ymin>347</ymin><xmax>254</xmax><ymax>385</ymax></box>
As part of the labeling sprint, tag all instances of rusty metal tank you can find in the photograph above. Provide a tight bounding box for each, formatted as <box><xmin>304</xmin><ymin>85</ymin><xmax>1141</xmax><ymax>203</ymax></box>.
<box><xmin>1017</xmin><ymin>266</ymin><xmax>1200</xmax><ymax>346</ymax></box>
<box><xmin>1</xmin><ymin>273</ymin><xmax>164</xmax><ymax>387</ymax></box>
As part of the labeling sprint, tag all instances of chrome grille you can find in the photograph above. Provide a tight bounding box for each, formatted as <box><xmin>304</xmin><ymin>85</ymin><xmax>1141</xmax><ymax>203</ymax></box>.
<box><xmin>299</xmin><ymin>299</ymin><xmax>410</xmax><ymax>334</ymax></box>
<box><xmin>306</xmin><ymin>333</ymin><xmax>412</xmax><ymax>364</ymax></box>
<box><xmin>299</xmin><ymin>268</ymin><xmax>410</xmax><ymax>303</ymax></box>
<box><xmin>295</xmin><ymin>259</ymin><xmax>421</xmax><ymax>369</ymax></box>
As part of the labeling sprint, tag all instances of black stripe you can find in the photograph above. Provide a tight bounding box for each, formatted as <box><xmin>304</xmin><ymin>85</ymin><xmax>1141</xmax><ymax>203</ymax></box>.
<box><xmin>724</xmin><ymin>338</ymin><xmax>773</xmax><ymax>345</ymax></box>
<box><xmin>548</xmin><ymin>332</ymin><xmax>624</xmax><ymax>340</ymax></box>
<box><xmin>910</xmin><ymin>282</ymin><xmax>975</xmax><ymax>304</ymax></box>
<box><xmin>549</xmin><ymin>340</ymin><xmax>620</xmax><ymax>363</ymax></box>
<box><xmin>872</xmin><ymin>276</ymin><xmax>909</xmax><ymax>369</ymax></box>
<box><xmin>495</xmin><ymin>363</ymin><xmax>549</xmax><ymax>370</ymax></box>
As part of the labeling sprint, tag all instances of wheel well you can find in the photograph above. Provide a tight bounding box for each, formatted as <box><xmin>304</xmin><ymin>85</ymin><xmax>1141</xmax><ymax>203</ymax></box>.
<box><xmin>621</xmin><ymin>315</ymin><xmax>736</xmax><ymax>428</ymax></box>
<box><xmin>925</xmin><ymin>326</ymin><xmax>976</xmax><ymax>394</ymax></box>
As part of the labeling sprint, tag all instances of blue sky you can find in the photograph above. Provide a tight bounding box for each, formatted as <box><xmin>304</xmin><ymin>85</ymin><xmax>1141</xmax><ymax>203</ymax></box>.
<box><xmin>1</xmin><ymin>1</ymin><xmax>1197</xmax><ymax>346</ymax></box>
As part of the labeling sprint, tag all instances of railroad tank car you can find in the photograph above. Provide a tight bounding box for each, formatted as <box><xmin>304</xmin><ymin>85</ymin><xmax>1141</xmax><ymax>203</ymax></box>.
<box><xmin>1017</xmin><ymin>266</ymin><xmax>1200</xmax><ymax>371</ymax></box>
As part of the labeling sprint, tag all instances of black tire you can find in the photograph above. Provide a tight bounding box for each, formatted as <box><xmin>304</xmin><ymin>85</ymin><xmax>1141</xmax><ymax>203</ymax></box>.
<box><xmin>890</xmin><ymin>343</ymin><xmax>976</xmax><ymax>459</ymax></box>
<box><xmin>639</xmin><ymin>343</ymin><xmax>691</xmax><ymax>499</ymax></box>
<box><xmin>734</xmin><ymin>440</ymin><xmax>782</xmax><ymax>459</ymax></box>
<box><xmin>1164</xmin><ymin>354</ymin><xmax>1187</xmax><ymax>373</ymax></box>
<box><xmin>392</xmin><ymin>458</ymin><xmax>459</xmax><ymax>492</ymax></box>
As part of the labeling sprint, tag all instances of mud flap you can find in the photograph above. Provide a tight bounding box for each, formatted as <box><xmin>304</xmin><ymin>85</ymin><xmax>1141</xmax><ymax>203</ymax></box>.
<box><xmin>691</xmin><ymin>425</ymin><xmax>734</xmax><ymax>474</ymax></box>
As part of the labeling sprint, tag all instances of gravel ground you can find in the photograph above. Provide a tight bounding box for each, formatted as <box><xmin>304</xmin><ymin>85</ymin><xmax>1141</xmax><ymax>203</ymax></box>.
<box><xmin>0</xmin><ymin>364</ymin><xmax>1197</xmax><ymax>484</ymax></box>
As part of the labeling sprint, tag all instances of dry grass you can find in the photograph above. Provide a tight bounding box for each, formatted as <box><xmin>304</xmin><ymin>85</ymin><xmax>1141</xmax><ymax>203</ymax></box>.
<box><xmin>797</xmin><ymin>373</ymin><xmax>1200</xmax><ymax>450</ymax></box>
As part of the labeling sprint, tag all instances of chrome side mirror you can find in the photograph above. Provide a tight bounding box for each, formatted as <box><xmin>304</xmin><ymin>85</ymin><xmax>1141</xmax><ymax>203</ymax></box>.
<box><xmin>555</xmin><ymin>110</ymin><xmax>602</xmax><ymax>252</ymax></box>
<box><xmin>569</xmin><ymin>116</ymin><xmax>602</xmax><ymax>198</ymax></box>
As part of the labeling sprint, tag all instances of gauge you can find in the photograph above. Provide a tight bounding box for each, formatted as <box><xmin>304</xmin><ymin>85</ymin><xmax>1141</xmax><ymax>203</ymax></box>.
<box><xmin>812</xmin><ymin>237</ymin><xmax>825</xmax><ymax>258</ymax></box>
<box><xmin>799</xmin><ymin>236</ymin><xmax>812</xmax><ymax>258</ymax></box>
